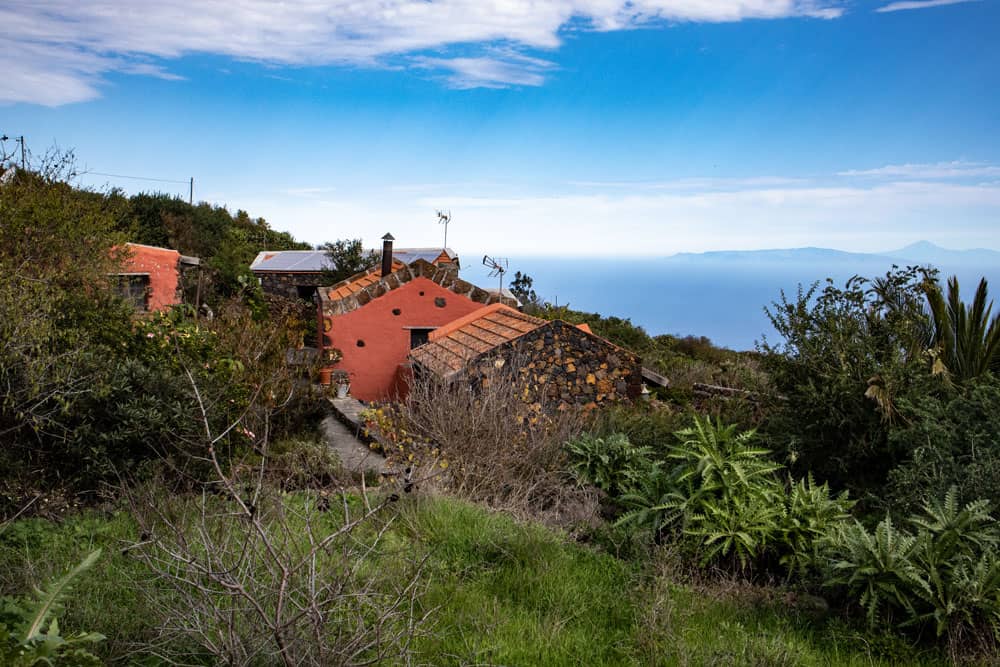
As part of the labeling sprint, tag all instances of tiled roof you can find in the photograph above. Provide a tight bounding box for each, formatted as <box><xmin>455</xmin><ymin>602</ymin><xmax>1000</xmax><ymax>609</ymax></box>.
<box><xmin>318</xmin><ymin>259</ymin><xmax>518</xmax><ymax>316</ymax></box>
<box><xmin>250</xmin><ymin>248</ymin><xmax>457</xmax><ymax>273</ymax></box>
<box><xmin>323</xmin><ymin>260</ymin><xmax>406</xmax><ymax>301</ymax></box>
<box><xmin>409</xmin><ymin>304</ymin><xmax>545</xmax><ymax>377</ymax></box>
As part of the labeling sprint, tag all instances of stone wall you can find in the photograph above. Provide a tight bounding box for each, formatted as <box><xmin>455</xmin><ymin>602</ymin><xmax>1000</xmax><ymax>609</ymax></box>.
<box><xmin>457</xmin><ymin>319</ymin><xmax>642</xmax><ymax>414</ymax></box>
<box><xmin>256</xmin><ymin>271</ymin><xmax>325</xmax><ymax>300</ymax></box>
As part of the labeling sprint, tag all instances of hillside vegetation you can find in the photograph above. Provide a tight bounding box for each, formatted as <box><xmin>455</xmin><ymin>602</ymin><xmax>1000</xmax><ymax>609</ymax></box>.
<box><xmin>2</xmin><ymin>155</ymin><xmax>999</xmax><ymax>664</ymax></box>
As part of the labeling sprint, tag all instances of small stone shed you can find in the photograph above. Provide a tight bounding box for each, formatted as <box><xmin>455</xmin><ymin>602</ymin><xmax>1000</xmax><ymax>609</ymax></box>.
<box><xmin>409</xmin><ymin>304</ymin><xmax>642</xmax><ymax>411</ymax></box>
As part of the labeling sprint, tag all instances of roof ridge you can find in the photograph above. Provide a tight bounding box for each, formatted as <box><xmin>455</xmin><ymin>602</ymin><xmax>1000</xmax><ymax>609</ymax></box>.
<box><xmin>429</xmin><ymin>303</ymin><xmax>526</xmax><ymax>342</ymax></box>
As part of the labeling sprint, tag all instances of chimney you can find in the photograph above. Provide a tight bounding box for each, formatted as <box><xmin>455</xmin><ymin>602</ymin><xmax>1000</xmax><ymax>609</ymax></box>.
<box><xmin>381</xmin><ymin>233</ymin><xmax>395</xmax><ymax>277</ymax></box>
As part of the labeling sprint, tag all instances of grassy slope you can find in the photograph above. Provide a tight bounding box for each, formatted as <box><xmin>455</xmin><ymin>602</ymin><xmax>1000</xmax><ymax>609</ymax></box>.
<box><xmin>1</xmin><ymin>495</ymin><xmax>944</xmax><ymax>665</ymax></box>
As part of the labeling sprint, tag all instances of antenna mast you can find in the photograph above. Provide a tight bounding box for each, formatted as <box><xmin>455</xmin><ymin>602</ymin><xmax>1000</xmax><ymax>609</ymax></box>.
<box><xmin>482</xmin><ymin>255</ymin><xmax>509</xmax><ymax>295</ymax></box>
<box><xmin>436</xmin><ymin>209</ymin><xmax>452</xmax><ymax>248</ymax></box>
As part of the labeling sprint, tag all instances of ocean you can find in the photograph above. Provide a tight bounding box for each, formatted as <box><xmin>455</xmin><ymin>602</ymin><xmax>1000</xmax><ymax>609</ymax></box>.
<box><xmin>466</xmin><ymin>254</ymin><xmax>1000</xmax><ymax>351</ymax></box>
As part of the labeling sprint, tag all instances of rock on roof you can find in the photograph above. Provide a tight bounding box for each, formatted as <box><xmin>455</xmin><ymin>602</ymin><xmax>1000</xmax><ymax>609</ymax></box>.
<box><xmin>250</xmin><ymin>248</ymin><xmax>457</xmax><ymax>273</ymax></box>
<box><xmin>318</xmin><ymin>259</ymin><xmax>516</xmax><ymax>316</ymax></box>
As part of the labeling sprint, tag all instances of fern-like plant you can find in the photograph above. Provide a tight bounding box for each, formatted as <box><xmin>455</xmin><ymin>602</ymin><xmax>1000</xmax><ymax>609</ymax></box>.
<box><xmin>823</xmin><ymin>517</ymin><xmax>924</xmax><ymax>627</ymax></box>
<box><xmin>0</xmin><ymin>548</ymin><xmax>104</xmax><ymax>666</ymax></box>
<box><xmin>820</xmin><ymin>488</ymin><xmax>1000</xmax><ymax>646</ymax></box>
<box><xmin>779</xmin><ymin>474</ymin><xmax>854</xmax><ymax>578</ymax></box>
<box><xmin>564</xmin><ymin>433</ymin><xmax>657</xmax><ymax>498</ymax></box>
<box><xmin>615</xmin><ymin>416</ymin><xmax>787</xmax><ymax>569</ymax></box>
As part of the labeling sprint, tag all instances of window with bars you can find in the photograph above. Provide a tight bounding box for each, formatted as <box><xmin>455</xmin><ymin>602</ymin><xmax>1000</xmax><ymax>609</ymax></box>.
<box><xmin>114</xmin><ymin>274</ymin><xmax>150</xmax><ymax>312</ymax></box>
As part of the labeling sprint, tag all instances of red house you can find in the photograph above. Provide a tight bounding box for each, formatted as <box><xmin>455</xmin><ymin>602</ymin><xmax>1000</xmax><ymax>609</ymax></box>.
<box><xmin>318</xmin><ymin>236</ymin><xmax>516</xmax><ymax>401</ymax></box>
<box><xmin>113</xmin><ymin>243</ymin><xmax>200</xmax><ymax>312</ymax></box>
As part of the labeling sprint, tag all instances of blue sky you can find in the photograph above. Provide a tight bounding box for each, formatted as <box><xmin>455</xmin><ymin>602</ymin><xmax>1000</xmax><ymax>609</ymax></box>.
<box><xmin>2</xmin><ymin>0</ymin><xmax>999</xmax><ymax>256</ymax></box>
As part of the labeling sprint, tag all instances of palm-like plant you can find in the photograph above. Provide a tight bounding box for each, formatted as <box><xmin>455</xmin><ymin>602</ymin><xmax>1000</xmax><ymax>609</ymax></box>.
<box><xmin>923</xmin><ymin>276</ymin><xmax>1000</xmax><ymax>382</ymax></box>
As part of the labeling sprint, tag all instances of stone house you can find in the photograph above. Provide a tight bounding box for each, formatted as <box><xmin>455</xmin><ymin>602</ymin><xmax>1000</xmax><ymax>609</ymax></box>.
<box><xmin>250</xmin><ymin>246</ymin><xmax>459</xmax><ymax>300</ymax></box>
<box><xmin>408</xmin><ymin>303</ymin><xmax>642</xmax><ymax>412</ymax></box>
<box><xmin>317</xmin><ymin>236</ymin><xmax>513</xmax><ymax>401</ymax></box>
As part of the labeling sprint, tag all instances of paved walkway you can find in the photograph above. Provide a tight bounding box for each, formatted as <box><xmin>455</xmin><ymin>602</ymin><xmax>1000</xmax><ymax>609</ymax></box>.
<box><xmin>320</xmin><ymin>407</ymin><xmax>387</xmax><ymax>475</ymax></box>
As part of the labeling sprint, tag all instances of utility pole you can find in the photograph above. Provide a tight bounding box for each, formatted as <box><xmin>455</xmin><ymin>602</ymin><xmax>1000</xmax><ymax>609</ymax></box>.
<box><xmin>189</xmin><ymin>177</ymin><xmax>194</xmax><ymax>205</ymax></box>
<box><xmin>1</xmin><ymin>134</ymin><xmax>26</xmax><ymax>169</ymax></box>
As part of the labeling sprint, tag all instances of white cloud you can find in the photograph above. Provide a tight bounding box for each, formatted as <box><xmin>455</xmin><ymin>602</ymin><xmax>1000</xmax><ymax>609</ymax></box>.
<box><xmin>876</xmin><ymin>0</ymin><xmax>979</xmax><ymax>13</ymax></box>
<box><xmin>838</xmin><ymin>161</ymin><xmax>1000</xmax><ymax>180</ymax></box>
<box><xmin>2</xmin><ymin>1</ymin><xmax>844</xmax><ymax>105</ymax></box>
<box><xmin>413</xmin><ymin>51</ymin><xmax>555</xmax><ymax>88</ymax></box>
<box><xmin>212</xmin><ymin>173</ymin><xmax>1000</xmax><ymax>256</ymax></box>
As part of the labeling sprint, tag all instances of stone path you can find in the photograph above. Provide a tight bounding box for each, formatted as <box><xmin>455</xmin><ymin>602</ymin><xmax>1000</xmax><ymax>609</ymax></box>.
<box><xmin>321</xmin><ymin>401</ymin><xmax>387</xmax><ymax>475</ymax></box>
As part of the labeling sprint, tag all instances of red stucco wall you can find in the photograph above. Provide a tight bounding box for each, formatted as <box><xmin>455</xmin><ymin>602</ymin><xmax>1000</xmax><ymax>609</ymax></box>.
<box><xmin>124</xmin><ymin>243</ymin><xmax>181</xmax><ymax>311</ymax></box>
<box><xmin>325</xmin><ymin>277</ymin><xmax>485</xmax><ymax>401</ymax></box>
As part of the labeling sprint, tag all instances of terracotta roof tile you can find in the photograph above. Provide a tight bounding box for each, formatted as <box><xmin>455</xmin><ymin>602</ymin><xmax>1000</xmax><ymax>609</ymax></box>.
<box><xmin>410</xmin><ymin>305</ymin><xmax>545</xmax><ymax>376</ymax></box>
<box><xmin>324</xmin><ymin>260</ymin><xmax>405</xmax><ymax>301</ymax></box>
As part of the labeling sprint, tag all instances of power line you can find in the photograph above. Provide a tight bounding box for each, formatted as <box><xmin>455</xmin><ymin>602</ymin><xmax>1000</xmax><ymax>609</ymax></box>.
<box><xmin>85</xmin><ymin>170</ymin><xmax>190</xmax><ymax>185</ymax></box>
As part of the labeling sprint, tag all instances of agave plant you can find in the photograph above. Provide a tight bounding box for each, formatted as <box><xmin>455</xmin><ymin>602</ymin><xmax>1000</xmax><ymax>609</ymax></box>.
<box><xmin>923</xmin><ymin>276</ymin><xmax>1000</xmax><ymax>383</ymax></box>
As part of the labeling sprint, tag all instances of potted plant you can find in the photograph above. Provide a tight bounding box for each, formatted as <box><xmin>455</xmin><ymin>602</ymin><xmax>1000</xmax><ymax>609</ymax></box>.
<box><xmin>317</xmin><ymin>348</ymin><xmax>343</xmax><ymax>386</ymax></box>
<box><xmin>331</xmin><ymin>370</ymin><xmax>352</xmax><ymax>398</ymax></box>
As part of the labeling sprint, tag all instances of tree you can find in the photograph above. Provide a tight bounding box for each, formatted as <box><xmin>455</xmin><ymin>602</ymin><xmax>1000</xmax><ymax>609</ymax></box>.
<box><xmin>759</xmin><ymin>266</ymin><xmax>939</xmax><ymax>495</ymax></box>
<box><xmin>508</xmin><ymin>271</ymin><xmax>539</xmax><ymax>308</ymax></box>
<box><xmin>923</xmin><ymin>276</ymin><xmax>1000</xmax><ymax>383</ymax></box>
<box><xmin>321</xmin><ymin>238</ymin><xmax>379</xmax><ymax>285</ymax></box>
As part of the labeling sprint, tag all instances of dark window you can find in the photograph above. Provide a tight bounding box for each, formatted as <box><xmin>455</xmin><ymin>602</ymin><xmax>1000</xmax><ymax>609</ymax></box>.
<box><xmin>410</xmin><ymin>328</ymin><xmax>434</xmax><ymax>349</ymax></box>
<box><xmin>114</xmin><ymin>274</ymin><xmax>150</xmax><ymax>312</ymax></box>
<box><xmin>296</xmin><ymin>285</ymin><xmax>317</xmax><ymax>300</ymax></box>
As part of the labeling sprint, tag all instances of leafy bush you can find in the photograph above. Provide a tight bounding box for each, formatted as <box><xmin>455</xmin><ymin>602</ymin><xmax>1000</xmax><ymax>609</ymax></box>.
<box><xmin>564</xmin><ymin>433</ymin><xmax>656</xmax><ymax>498</ymax></box>
<box><xmin>779</xmin><ymin>475</ymin><xmax>854</xmax><ymax>579</ymax></box>
<box><xmin>886</xmin><ymin>374</ymin><xmax>1000</xmax><ymax>513</ymax></box>
<box><xmin>571</xmin><ymin>416</ymin><xmax>853</xmax><ymax>574</ymax></box>
<box><xmin>759</xmin><ymin>267</ymin><xmax>940</xmax><ymax>496</ymax></box>
<box><xmin>820</xmin><ymin>488</ymin><xmax>1000</xmax><ymax>652</ymax></box>
<box><xmin>658</xmin><ymin>418</ymin><xmax>785</xmax><ymax>568</ymax></box>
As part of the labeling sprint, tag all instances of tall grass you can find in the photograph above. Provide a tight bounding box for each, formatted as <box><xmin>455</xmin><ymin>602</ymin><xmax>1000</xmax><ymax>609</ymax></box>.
<box><xmin>1</xmin><ymin>494</ymin><xmax>948</xmax><ymax>665</ymax></box>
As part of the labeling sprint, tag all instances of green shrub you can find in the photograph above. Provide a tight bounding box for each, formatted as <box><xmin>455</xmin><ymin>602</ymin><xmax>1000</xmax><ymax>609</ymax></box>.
<box><xmin>886</xmin><ymin>374</ymin><xmax>1000</xmax><ymax>514</ymax></box>
<box><xmin>581</xmin><ymin>417</ymin><xmax>853</xmax><ymax>575</ymax></box>
<box><xmin>564</xmin><ymin>433</ymin><xmax>657</xmax><ymax>498</ymax></box>
<box><xmin>820</xmin><ymin>488</ymin><xmax>1000</xmax><ymax>648</ymax></box>
<box><xmin>779</xmin><ymin>475</ymin><xmax>854</xmax><ymax>579</ymax></box>
<box><xmin>613</xmin><ymin>417</ymin><xmax>785</xmax><ymax>568</ymax></box>
<box><xmin>759</xmin><ymin>267</ymin><xmax>939</xmax><ymax>496</ymax></box>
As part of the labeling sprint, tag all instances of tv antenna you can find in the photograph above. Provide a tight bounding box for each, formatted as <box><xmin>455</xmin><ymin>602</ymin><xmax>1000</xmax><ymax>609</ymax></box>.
<box><xmin>436</xmin><ymin>209</ymin><xmax>452</xmax><ymax>248</ymax></box>
<box><xmin>482</xmin><ymin>255</ymin><xmax>508</xmax><ymax>294</ymax></box>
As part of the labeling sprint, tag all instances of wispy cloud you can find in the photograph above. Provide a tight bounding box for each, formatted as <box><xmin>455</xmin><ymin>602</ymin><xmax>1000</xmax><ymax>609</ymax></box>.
<box><xmin>838</xmin><ymin>160</ymin><xmax>1000</xmax><ymax>179</ymax></box>
<box><xmin>211</xmin><ymin>167</ymin><xmax>1000</xmax><ymax>256</ymax></box>
<box><xmin>412</xmin><ymin>52</ymin><xmax>555</xmax><ymax>89</ymax></box>
<box><xmin>2</xmin><ymin>1</ymin><xmax>845</xmax><ymax>105</ymax></box>
<box><xmin>876</xmin><ymin>0</ymin><xmax>979</xmax><ymax>13</ymax></box>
